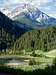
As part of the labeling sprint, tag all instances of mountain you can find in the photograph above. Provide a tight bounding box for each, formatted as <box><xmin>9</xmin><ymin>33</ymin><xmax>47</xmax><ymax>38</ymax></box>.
<box><xmin>0</xmin><ymin>3</ymin><xmax>28</xmax><ymax>19</ymax></box>
<box><xmin>1</xmin><ymin>3</ymin><xmax>56</xmax><ymax>29</ymax></box>
<box><xmin>7</xmin><ymin>3</ymin><xmax>28</xmax><ymax>19</ymax></box>
<box><xmin>0</xmin><ymin>11</ymin><xmax>32</xmax><ymax>38</ymax></box>
<box><xmin>0</xmin><ymin>3</ymin><xmax>56</xmax><ymax>51</ymax></box>
<box><xmin>24</xmin><ymin>7</ymin><xmax>56</xmax><ymax>26</ymax></box>
<box><xmin>0</xmin><ymin>7</ymin><xmax>11</xmax><ymax>16</ymax></box>
<box><xmin>9</xmin><ymin>4</ymin><xmax>56</xmax><ymax>28</ymax></box>
<box><xmin>0</xmin><ymin>11</ymin><xmax>32</xmax><ymax>51</ymax></box>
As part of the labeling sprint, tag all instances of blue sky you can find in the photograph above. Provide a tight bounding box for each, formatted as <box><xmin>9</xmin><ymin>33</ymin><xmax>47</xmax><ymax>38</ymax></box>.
<box><xmin>0</xmin><ymin>0</ymin><xmax>56</xmax><ymax>18</ymax></box>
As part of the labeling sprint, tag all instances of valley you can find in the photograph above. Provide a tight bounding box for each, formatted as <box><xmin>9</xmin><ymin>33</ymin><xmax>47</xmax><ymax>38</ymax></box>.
<box><xmin>0</xmin><ymin>3</ymin><xmax>56</xmax><ymax>75</ymax></box>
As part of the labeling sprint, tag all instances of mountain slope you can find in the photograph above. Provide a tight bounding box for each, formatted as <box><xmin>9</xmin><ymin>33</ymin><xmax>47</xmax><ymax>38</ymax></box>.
<box><xmin>10</xmin><ymin>4</ymin><xmax>56</xmax><ymax>28</ymax></box>
<box><xmin>24</xmin><ymin>7</ymin><xmax>56</xmax><ymax>26</ymax></box>
<box><xmin>0</xmin><ymin>11</ymin><xmax>32</xmax><ymax>51</ymax></box>
<box><xmin>2</xmin><ymin>3</ymin><xmax>56</xmax><ymax>29</ymax></box>
<box><xmin>12</xmin><ymin>26</ymin><xmax>56</xmax><ymax>52</ymax></box>
<box><xmin>0</xmin><ymin>11</ymin><xmax>31</xmax><ymax>38</ymax></box>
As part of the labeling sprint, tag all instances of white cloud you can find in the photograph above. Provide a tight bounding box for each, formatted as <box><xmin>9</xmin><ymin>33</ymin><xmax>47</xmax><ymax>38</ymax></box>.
<box><xmin>3</xmin><ymin>0</ymin><xmax>18</xmax><ymax>5</ymax></box>
<box><xmin>0</xmin><ymin>0</ymin><xmax>52</xmax><ymax>6</ymax></box>
<box><xmin>0</xmin><ymin>0</ymin><xmax>55</xmax><ymax>7</ymax></box>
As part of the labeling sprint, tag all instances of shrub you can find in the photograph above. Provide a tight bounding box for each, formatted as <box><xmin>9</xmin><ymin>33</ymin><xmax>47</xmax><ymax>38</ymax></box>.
<box><xmin>29</xmin><ymin>59</ymin><xmax>36</xmax><ymax>65</ymax></box>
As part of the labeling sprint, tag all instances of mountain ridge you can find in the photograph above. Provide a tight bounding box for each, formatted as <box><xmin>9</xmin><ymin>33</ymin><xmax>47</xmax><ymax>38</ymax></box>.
<box><xmin>10</xmin><ymin>4</ymin><xmax>56</xmax><ymax>28</ymax></box>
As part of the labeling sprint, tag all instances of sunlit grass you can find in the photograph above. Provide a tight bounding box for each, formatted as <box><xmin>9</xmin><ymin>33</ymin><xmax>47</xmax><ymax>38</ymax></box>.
<box><xmin>0</xmin><ymin>49</ymin><xmax>56</xmax><ymax>71</ymax></box>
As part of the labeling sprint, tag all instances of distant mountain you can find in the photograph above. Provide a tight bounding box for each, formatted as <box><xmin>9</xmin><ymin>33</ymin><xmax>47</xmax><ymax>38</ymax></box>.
<box><xmin>0</xmin><ymin>4</ymin><xmax>56</xmax><ymax>52</ymax></box>
<box><xmin>0</xmin><ymin>11</ymin><xmax>32</xmax><ymax>38</ymax></box>
<box><xmin>0</xmin><ymin>7</ymin><xmax>11</xmax><ymax>16</ymax></box>
<box><xmin>9</xmin><ymin>4</ymin><xmax>56</xmax><ymax>28</ymax></box>
<box><xmin>0</xmin><ymin>3</ymin><xmax>28</xmax><ymax>19</ymax></box>
<box><xmin>24</xmin><ymin>7</ymin><xmax>56</xmax><ymax>26</ymax></box>
<box><xmin>1</xmin><ymin>3</ymin><xmax>56</xmax><ymax>29</ymax></box>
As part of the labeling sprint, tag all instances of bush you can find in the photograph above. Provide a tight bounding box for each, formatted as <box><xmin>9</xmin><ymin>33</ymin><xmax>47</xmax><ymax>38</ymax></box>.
<box><xmin>29</xmin><ymin>59</ymin><xmax>36</xmax><ymax>65</ymax></box>
<box><xmin>30</xmin><ymin>51</ymin><xmax>37</xmax><ymax>57</ymax></box>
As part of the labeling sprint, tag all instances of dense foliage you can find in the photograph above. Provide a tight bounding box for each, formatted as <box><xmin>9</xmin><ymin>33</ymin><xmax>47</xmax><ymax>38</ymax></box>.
<box><xmin>13</xmin><ymin>26</ymin><xmax>56</xmax><ymax>52</ymax></box>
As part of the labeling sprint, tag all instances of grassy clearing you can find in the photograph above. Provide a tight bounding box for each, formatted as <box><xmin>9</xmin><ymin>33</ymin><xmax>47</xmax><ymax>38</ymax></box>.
<box><xmin>0</xmin><ymin>49</ymin><xmax>56</xmax><ymax>70</ymax></box>
<box><xmin>35</xmin><ymin>49</ymin><xmax>56</xmax><ymax>58</ymax></box>
<box><xmin>44</xmin><ymin>49</ymin><xmax>56</xmax><ymax>58</ymax></box>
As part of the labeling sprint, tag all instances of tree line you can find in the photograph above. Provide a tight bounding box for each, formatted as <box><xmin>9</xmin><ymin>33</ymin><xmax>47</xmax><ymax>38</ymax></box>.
<box><xmin>13</xmin><ymin>26</ymin><xmax>56</xmax><ymax>53</ymax></box>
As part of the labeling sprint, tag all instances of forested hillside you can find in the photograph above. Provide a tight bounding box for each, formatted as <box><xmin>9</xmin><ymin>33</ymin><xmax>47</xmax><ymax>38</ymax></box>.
<box><xmin>13</xmin><ymin>26</ymin><xmax>56</xmax><ymax>52</ymax></box>
<box><xmin>0</xmin><ymin>11</ymin><xmax>31</xmax><ymax>52</ymax></box>
<box><xmin>0</xmin><ymin>27</ymin><xmax>15</xmax><ymax>52</ymax></box>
